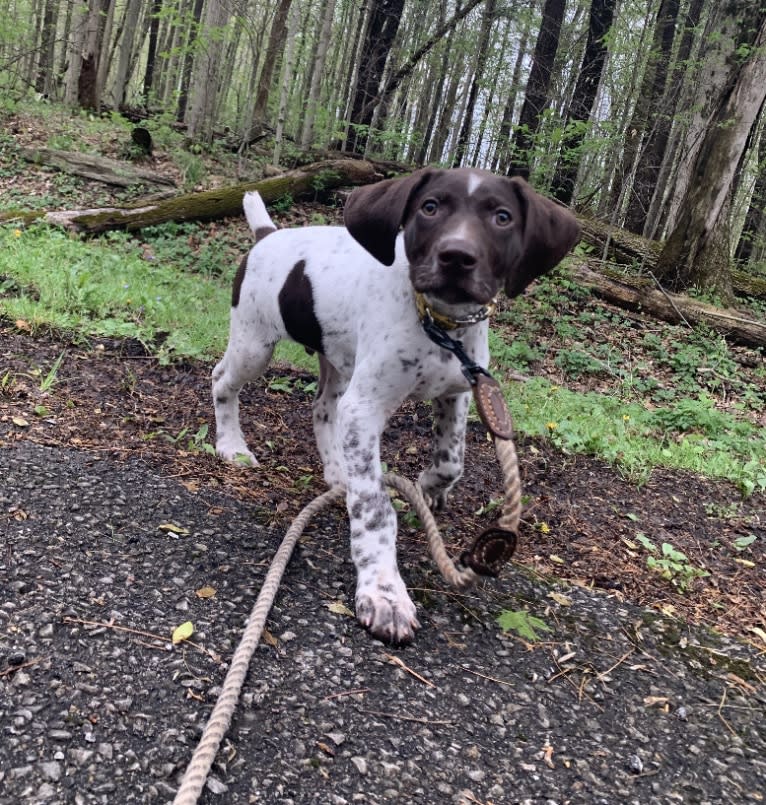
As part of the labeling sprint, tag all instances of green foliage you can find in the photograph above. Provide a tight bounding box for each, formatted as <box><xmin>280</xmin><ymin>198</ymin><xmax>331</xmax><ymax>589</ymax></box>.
<box><xmin>496</xmin><ymin>609</ymin><xmax>552</xmax><ymax>641</ymax></box>
<box><xmin>635</xmin><ymin>533</ymin><xmax>709</xmax><ymax>592</ymax></box>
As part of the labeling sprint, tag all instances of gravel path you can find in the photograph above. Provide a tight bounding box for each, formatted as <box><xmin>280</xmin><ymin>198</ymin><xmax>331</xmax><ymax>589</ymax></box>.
<box><xmin>2</xmin><ymin>441</ymin><xmax>765</xmax><ymax>804</ymax></box>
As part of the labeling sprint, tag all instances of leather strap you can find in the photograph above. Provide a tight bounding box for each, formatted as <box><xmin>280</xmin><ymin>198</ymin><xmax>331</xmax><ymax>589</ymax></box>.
<box><xmin>472</xmin><ymin>374</ymin><xmax>513</xmax><ymax>441</ymax></box>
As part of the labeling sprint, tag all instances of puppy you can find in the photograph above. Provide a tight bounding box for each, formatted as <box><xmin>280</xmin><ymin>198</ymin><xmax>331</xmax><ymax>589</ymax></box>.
<box><xmin>213</xmin><ymin>168</ymin><xmax>579</xmax><ymax>642</ymax></box>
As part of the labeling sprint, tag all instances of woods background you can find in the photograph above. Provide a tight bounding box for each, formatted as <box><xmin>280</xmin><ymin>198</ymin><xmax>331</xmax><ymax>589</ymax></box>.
<box><xmin>1</xmin><ymin>0</ymin><xmax>765</xmax><ymax>299</ymax></box>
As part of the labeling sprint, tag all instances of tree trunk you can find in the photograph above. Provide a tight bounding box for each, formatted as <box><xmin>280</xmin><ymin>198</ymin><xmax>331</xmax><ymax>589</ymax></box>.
<box><xmin>142</xmin><ymin>0</ymin><xmax>163</xmax><ymax>104</ymax></box>
<box><xmin>662</xmin><ymin>1</ymin><xmax>765</xmax><ymax>235</ymax></box>
<box><xmin>273</xmin><ymin>2</ymin><xmax>301</xmax><ymax>166</ymax></box>
<box><xmin>343</xmin><ymin>0</ymin><xmax>406</xmax><ymax>155</ymax></box>
<box><xmin>77</xmin><ymin>0</ymin><xmax>113</xmax><ymax>112</ymax></box>
<box><xmin>249</xmin><ymin>0</ymin><xmax>294</xmax><ymax>139</ymax></box>
<box><xmin>63</xmin><ymin>3</ymin><xmax>88</xmax><ymax>106</ymax></box>
<box><xmin>176</xmin><ymin>0</ymin><xmax>205</xmax><ymax>122</ymax></box>
<box><xmin>416</xmin><ymin>0</ymin><xmax>454</xmax><ymax>164</ymax></box>
<box><xmin>185</xmin><ymin>0</ymin><xmax>232</xmax><ymax>143</ymax></box>
<box><xmin>108</xmin><ymin>0</ymin><xmax>140</xmax><ymax>108</ymax></box>
<box><xmin>642</xmin><ymin>0</ymin><xmax>705</xmax><ymax>239</ymax></box>
<box><xmin>38</xmin><ymin>160</ymin><xmax>378</xmax><ymax>233</ymax></box>
<box><xmin>655</xmin><ymin>17</ymin><xmax>766</xmax><ymax>295</ymax></box>
<box><xmin>491</xmin><ymin>14</ymin><xmax>531</xmax><ymax>173</ymax></box>
<box><xmin>508</xmin><ymin>0</ymin><xmax>565</xmax><ymax>178</ymax></box>
<box><xmin>549</xmin><ymin>0</ymin><xmax>617</xmax><ymax>205</ymax></box>
<box><xmin>735</xmin><ymin>113</ymin><xmax>766</xmax><ymax>263</ymax></box>
<box><xmin>617</xmin><ymin>0</ymin><xmax>680</xmax><ymax>233</ymax></box>
<box><xmin>300</xmin><ymin>0</ymin><xmax>337</xmax><ymax>149</ymax></box>
<box><xmin>452</xmin><ymin>0</ymin><xmax>496</xmax><ymax>167</ymax></box>
<box><xmin>34</xmin><ymin>0</ymin><xmax>58</xmax><ymax>97</ymax></box>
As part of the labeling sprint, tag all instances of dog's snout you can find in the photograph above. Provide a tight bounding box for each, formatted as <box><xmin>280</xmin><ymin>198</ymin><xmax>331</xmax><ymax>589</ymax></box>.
<box><xmin>436</xmin><ymin>238</ymin><xmax>479</xmax><ymax>271</ymax></box>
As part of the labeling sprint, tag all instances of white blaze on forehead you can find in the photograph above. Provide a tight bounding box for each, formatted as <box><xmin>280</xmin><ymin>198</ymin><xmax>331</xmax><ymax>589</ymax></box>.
<box><xmin>466</xmin><ymin>171</ymin><xmax>485</xmax><ymax>195</ymax></box>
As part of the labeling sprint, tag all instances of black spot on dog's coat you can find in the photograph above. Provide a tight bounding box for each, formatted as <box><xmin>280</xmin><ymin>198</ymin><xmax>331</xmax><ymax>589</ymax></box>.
<box><xmin>278</xmin><ymin>260</ymin><xmax>324</xmax><ymax>353</ymax></box>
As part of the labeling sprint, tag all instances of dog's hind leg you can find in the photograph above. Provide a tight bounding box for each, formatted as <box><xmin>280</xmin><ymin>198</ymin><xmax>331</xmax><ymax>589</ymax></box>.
<box><xmin>212</xmin><ymin>332</ymin><xmax>275</xmax><ymax>465</ymax></box>
<box><xmin>313</xmin><ymin>356</ymin><xmax>347</xmax><ymax>488</ymax></box>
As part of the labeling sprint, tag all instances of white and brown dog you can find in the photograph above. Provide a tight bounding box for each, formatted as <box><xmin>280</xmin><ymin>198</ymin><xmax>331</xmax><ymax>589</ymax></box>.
<box><xmin>212</xmin><ymin>168</ymin><xmax>579</xmax><ymax>643</ymax></box>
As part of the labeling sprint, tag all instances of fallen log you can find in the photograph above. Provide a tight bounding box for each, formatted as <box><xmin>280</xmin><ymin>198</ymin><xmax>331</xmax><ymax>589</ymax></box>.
<box><xmin>578</xmin><ymin>216</ymin><xmax>766</xmax><ymax>300</ymax></box>
<box><xmin>573</xmin><ymin>262</ymin><xmax>766</xmax><ymax>348</ymax></box>
<box><xmin>21</xmin><ymin>147</ymin><xmax>176</xmax><ymax>188</ymax></box>
<box><xmin>41</xmin><ymin>159</ymin><xmax>378</xmax><ymax>234</ymax></box>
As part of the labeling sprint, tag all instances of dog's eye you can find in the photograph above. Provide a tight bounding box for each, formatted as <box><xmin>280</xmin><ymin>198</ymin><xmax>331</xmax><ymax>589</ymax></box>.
<box><xmin>421</xmin><ymin>199</ymin><xmax>439</xmax><ymax>216</ymax></box>
<box><xmin>495</xmin><ymin>209</ymin><xmax>512</xmax><ymax>226</ymax></box>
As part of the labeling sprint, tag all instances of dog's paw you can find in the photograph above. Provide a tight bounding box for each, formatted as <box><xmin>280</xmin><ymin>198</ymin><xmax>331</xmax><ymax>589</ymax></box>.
<box><xmin>418</xmin><ymin>472</ymin><xmax>450</xmax><ymax>511</ymax></box>
<box><xmin>355</xmin><ymin>587</ymin><xmax>420</xmax><ymax>644</ymax></box>
<box><xmin>215</xmin><ymin>440</ymin><xmax>258</xmax><ymax>467</ymax></box>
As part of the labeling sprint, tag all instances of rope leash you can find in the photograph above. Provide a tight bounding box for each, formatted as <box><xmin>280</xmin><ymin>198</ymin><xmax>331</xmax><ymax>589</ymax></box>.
<box><xmin>172</xmin><ymin>437</ymin><xmax>521</xmax><ymax>804</ymax></box>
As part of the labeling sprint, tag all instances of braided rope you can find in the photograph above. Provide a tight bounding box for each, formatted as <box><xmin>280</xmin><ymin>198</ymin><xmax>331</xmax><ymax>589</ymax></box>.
<box><xmin>172</xmin><ymin>485</ymin><xmax>345</xmax><ymax>805</ymax></box>
<box><xmin>494</xmin><ymin>437</ymin><xmax>522</xmax><ymax>533</ymax></box>
<box><xmin>172</xmin><ymin>438</ymin><xmax>521</xmax><ymax>805</ymax></box>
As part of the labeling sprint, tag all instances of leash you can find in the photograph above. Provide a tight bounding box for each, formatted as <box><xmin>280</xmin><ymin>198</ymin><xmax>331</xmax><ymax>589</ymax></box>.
<box><xmin>173</xmin><ymin>319</ymin><xmax>522</xmax><ymax>805</ymax></box>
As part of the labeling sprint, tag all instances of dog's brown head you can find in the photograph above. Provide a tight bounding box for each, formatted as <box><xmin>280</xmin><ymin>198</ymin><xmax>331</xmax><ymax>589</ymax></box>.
<box><xmin>344</xmin><ymin>168</ymin><xmax>580</xmax><ymax>307</ymax></box>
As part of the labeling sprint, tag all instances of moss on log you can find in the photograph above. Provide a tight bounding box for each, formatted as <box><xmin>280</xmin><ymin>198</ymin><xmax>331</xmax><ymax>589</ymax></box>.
<box><xmin>44</xmin><ymin>159</ymin><xmax>378</xmax><ymax>234</ymax></box>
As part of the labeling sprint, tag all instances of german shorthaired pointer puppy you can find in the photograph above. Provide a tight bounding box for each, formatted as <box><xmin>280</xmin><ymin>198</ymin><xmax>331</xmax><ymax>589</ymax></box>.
<box><xmin>212</xmin><ymin>168</ymin><xmax>579</xmax><ymax>643</ymax></box>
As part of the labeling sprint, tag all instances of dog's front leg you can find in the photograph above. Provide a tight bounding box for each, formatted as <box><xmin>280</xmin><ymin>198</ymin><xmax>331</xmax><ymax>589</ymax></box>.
<box><xmin>418</xmin><ymin>392</ymin><xmax>470</xmax><ymax>510</ymax></box>
<box><xmin>336</xmin><ymin>393</ymin><xmax>419</xmax><ymax>644</ymax></box>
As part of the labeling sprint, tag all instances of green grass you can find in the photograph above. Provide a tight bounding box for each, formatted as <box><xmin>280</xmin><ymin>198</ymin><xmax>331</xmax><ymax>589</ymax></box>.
<box><xmin>0</xmin><ymin>224</ymin><xmax>230</xmax><ymax>361</ymax></box>
<box><xmin>504</xmin><ymin>376</ymin><xmax>765</xmax><ymax>496</ymax></box>
<box><xmin>1</xmin><ymin>222</ymin><xmax>763</xmax><ymax>496</ymax></box>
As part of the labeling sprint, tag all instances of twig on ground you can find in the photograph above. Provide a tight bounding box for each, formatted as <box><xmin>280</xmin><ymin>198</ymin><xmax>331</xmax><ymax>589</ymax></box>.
<box><xmin>384</xmin><ymin>653</ymin><xmax>436</xmax><ymax>688</ymax></box>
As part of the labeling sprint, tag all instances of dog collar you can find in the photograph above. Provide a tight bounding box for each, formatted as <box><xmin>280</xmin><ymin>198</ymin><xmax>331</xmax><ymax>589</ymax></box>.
<box><xmin>414</xmin><ymin>292</ymin><xmax>496</xmax><ymax>330</ymax></box>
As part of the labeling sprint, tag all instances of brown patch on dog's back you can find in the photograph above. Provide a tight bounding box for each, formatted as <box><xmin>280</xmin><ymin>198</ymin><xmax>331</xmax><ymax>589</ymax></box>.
<box><xmin>278</xmin><ymin>260</ymin><xmax>324</xmax><ymax>353</ymax></box>
<box><xmin>231</xmin><ymin>254</ymin><xmax>248</xmax><ymax>307</ymax></box>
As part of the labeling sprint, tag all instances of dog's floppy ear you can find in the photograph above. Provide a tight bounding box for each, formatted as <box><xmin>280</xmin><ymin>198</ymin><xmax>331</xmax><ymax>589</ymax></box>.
<box><xmin>344</xmin><ymin>169</ymin><xmax>435</xmax><ymax>266</ymax></box>
<box><xmin>505</xmin><ymin>177</ymin><xmax>580</xmax><ymax>297</ymax></box>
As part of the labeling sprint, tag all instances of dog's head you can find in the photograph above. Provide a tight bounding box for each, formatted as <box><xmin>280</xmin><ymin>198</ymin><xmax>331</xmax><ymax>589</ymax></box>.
<box><xmin>344</xmin><ymin>168</ymin><xmax>580</xmax><ymax>309</ymax></box>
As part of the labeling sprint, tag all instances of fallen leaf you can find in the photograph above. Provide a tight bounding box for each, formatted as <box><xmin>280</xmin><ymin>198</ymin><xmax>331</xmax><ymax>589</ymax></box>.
<box><xmin>12</xmin><ymin>417</ymin><xmax>29</xmax><ymax>428</ymax></box>
<box><xmin>549</xmin><ymin>554</ymin><xmax>565</xmax><ymax>565</ymax></box>
<box><xmin>261</xmin><ymin>628</ymin><xmax>278</xmax><ymax>648</ymax></box>
<box><xmin>541</xmin><ymin>742</ymin><xmax>555</xmax><ymax>768</ymax></box>
<box><xmin>171</xmin><ymin>621</ymin><xmax>194</xmax><ymax>644</ymax></box>
<box><xmin>315</xmin><ymin>741</ymin><xmax>335</xmax><ymax>757</ymax></box>
<box><xmin>750</xmin><ymin>626</ymin><xmax>766</xmax><ymax>646</ymax></box>
<box><xmin>15</xmin><ymin>319</ymin><xmax>31</xmax><ymax>331</ymax></box>
<box><xmin>734</xmin><ymin>558</ymin><xmax>755</xmax><ymax>568</ymax></box>
<box><xmin>548</xmin><ymin>592</ymin><xmax>572</xmax><ymax>607</ymax></box>
<box><xmin>327</xmin><ymin>600</ymin><xmax>354</xmax><ymax>617</ymax></box>
<box><xmin>643</xmin><ymin>695</ymin><xmax>670</xmax><ymax>709</ymax></box>
<box><xmin>158</xmin><ymin>523</ymin><xmax>190</xmax><ymax>535</ymax></box>
<box><xmin>195</xmin><ymin>586</ymin><xmax>217</xmax><ymax>599</ymax></box>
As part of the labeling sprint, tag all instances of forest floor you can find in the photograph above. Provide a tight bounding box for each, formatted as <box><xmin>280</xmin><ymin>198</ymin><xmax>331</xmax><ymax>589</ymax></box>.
<box><xmin>1</xmin><ymin>106</ymin><xmax>766</xmax><ymax>803</ymax></box>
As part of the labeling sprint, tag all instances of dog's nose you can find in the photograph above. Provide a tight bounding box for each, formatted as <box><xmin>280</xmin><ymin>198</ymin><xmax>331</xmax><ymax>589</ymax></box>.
<box><xmin>436</xmin><ymin>238</ymin><xmax>479</xmax><ymax>271</ymax></box>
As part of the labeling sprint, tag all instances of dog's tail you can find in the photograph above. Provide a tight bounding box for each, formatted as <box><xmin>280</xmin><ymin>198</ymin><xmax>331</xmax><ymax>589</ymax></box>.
<box><xmin>243</xmin><ymin>192</ymin><xmax>277</xmax><ymax>243</ymax></box>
